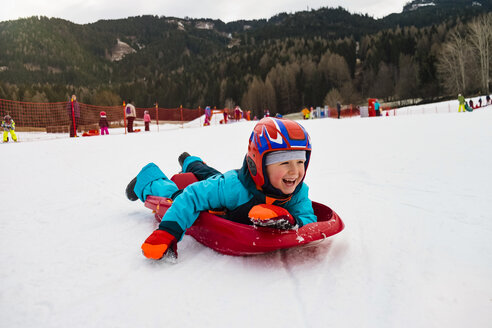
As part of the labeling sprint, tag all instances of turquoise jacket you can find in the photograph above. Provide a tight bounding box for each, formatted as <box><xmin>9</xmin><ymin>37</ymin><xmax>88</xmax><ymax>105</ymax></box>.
<box><xmin>134</xmin><ymin>159</ymin><xmax>317</xmax><ymax>240</ymax></box>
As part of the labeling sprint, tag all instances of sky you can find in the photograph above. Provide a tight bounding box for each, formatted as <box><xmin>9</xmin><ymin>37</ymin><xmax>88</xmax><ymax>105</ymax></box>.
<box><xmin>2</xmin><ymin>0</ymin><xmax>409</xmax><ymax>24</ymax></box>
<box><xmin>1</xmin><ymin>98</ymin><xmax>491</xmax><ymax>327</ymax></box>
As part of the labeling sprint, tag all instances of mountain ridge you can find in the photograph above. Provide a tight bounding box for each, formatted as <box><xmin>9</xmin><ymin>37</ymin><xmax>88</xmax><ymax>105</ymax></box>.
<box><xmin>0</xmin><ymin>1</ymin><xmax>490</xmax><ymax>112</ymax></box>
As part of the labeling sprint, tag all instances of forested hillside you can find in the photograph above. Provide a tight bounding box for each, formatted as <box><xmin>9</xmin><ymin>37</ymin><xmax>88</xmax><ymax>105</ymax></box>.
<box><xmin>0</xmin><ymin>0</ymin><xmax>490</xmax><ymax>117</ymax></box>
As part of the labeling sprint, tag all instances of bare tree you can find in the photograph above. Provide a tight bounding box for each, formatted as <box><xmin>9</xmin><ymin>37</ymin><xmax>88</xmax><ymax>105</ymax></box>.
<box><xmin>468</xmin><ymin>13</ymin><xmax>492</xmax><ymax>94</ymax></box>
<box><xmin>395</xmin><ymin>54</ymin><xmax>418</xmax><ymax>100</ymax></box>
<box><xmin>323</xmin><ymin>88</ymin><xmax>342</xmax><ymax>108</ymax></box>
<box><xmin>373</xmin><ymin>62</ymin><xmax>396</xmax><ymax>100</ymax></box>
<box><xmin>318</xmin><ymin>51</ymin><xmax>351</xmax><ymax>89</ymax></box>
<box><xmin>266</xmin><ymin>63</ymin><xmax>299</xmax><ymax>114</ymax></box>
<box><xmin>224</xmin><ymin>98</ymin><xmax>235</xmax><ymax>110</ymax></box>
<box><xmin>437</xmin><ymin>30</ymin><xmax>470</xmax><ymax>94</ymax></box>
<box><xmin>241</xmin><ymin>76</ymin><xmax>276</xmax><ymax>116</ymax></box>
<box><xmin>340</xmin><ymin>81</ymin><xmax>361</xmax><ymax>105</ymax></box>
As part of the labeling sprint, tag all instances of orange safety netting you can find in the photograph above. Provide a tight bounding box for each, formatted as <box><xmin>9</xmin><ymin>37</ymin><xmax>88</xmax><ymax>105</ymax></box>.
<box><xmin>0</xmin><ymin>98</ymin><xmax>206</xmax><ymax>133</ymax></box>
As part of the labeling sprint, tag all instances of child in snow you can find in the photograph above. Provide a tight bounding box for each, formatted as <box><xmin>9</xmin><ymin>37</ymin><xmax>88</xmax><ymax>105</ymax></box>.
<box><xmin>126</xmin><ymin>117</ymin><xmax>315</xmax><ymax>260</ymax></box>
<box><xmin>143</xmin><ymin>110</ymin><xmax>151</xmax><ymax>131</ymax></box>
<box><xmin>458</xmin><ymin>94</ymin><xmax>466</xmax><ymax>112</ymax></box>
<box><xmin>99</xmin><ymin>111</ymin><xmax>109</xmax><ymax>135</ymax></box>
<box><xmin>204</xmin><ymin>106</ymin><xmax>212</xmax><ymax>126</ymax></box>
<box><xmin>2</xmin><ymin>115</ymin><xmax>18</xmax><ymax>142</ymax></box>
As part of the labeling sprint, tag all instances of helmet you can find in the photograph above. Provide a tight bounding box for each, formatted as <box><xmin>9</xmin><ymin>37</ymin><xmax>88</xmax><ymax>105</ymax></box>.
<box><xmin>100</xmin><ymin>111</ymin><xmax>106</xmax><ymax>116</ymax></box>
<box><xmin>4</xmin><ymin>115</ymin><xmax>11</xmax><ymax>122</ymax></box>
<box><xmin>246</xmin><ymin>117</ymin><xmax>311</xmax><ymax>189</ymax></box>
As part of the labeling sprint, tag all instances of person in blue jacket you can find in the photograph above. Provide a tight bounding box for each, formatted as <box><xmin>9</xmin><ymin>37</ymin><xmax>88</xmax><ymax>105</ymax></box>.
<box><xmin>126</xmin><ymin>117</ymin><xmax>315</xmax><ymax>260</ymax></box>
<box><xmin>374</xmin><ymin>99</ymin><xmax>381</xmax><ymax>116</ymax></box>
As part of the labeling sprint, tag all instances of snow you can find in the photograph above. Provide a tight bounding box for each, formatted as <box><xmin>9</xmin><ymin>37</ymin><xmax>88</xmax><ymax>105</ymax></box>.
<box><xmin>1</xmin><ymin>100</ymin><xmax>492</xmax><ymax>327</ymax></box>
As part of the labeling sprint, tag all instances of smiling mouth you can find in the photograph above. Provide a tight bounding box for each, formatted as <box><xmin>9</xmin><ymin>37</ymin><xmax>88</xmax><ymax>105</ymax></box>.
<box><xmin>282</xmin><ymin>178</ymin><xmax>297</xmax><ymax>186</ymax></box>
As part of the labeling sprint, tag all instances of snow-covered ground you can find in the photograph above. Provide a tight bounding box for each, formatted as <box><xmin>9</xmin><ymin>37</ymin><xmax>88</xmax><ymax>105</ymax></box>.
<box><xmin>1</xmin><ymin>100</ymin><xmax>491</xmax><ymax>328</ymax></box>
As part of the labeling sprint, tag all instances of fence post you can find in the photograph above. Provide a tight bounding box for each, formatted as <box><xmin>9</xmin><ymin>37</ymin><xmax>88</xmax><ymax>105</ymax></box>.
<box><xmin>198</xmin><ymin>106</ymin><xmax>202</xmax><ymax>126</ymax></box>
<box><xmin>155</xmin><ymin>102</ymin><xmax>159</xmax><ymax>132</ymax></box>
<box><xmin>123</xmin><ymin>101</ymin><xmax>127</xmax><ymax>135</ymax></box>
<box><xmin>71</xmin><ymin>98</ymin><xmax>76</xmax><ymax>137</ymax></box>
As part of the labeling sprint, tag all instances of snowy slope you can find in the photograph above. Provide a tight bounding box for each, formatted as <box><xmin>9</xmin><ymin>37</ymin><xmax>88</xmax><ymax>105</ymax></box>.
<box><xmin>1</xmin><ymin>104</ymin><xmax>491</xmax><ymax>328</ymax></box>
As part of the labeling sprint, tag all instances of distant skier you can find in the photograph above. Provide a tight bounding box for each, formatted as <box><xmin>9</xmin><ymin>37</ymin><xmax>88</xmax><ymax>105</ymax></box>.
<box><xmin>374</xmin><ymin>99</ymin><xmax>381</xmax><ymax>117</ymax></box>
<box><xmin>143</xmin><ymin>110</ymin><xmax>151</xmax><ymax>131</ymax></box>
<box><xmin>99</xmin><ymin>111</ymin><xmax>109</xmax><ymax>135</ymax></box>
<box><xmin>204</xmin><ymin>106</ymin><xmax>212</xmax><ymax>126</ymax></box>
<box><xmin>2</xmin><ymin>115</ymin><xmax>17</xmax><ymax>142</ymax></box>
<box><xmin>125</xmin><ymin>118</ymin><xmax>317</xmax><ymax>260</ymax></box>
<box><xmin>458</xmin><ymin>94</ymin><xmax>466</xmax><ymax>112</ymax></box>
<box><xmin>302</xmin><ymin>107</ymin><xmax>310</xmax><ymax>119</ymax></box>
<box><xmin>222</xmin><ymin>109</ymin><xmax>228</xmax><ymax>124</ymax></box>
<box><xmin>125</xmin><ymin>100</ymin><xmax>136</xmax><ymax>132</ymax></box>
<box><xmin>234</xmin><ymin>106</ymin><xmax>242</xmax><ymax>121</ymax></box>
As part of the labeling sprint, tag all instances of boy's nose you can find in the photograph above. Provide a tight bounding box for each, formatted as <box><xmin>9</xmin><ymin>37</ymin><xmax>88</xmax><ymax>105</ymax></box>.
<box><xmin>287</xmin><ymin>163</ymin><xmax>298</xmax><ymax>173</ymax></box>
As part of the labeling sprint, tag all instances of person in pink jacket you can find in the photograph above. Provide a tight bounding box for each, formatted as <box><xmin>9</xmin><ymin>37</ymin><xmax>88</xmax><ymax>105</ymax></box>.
<box><xmin>143</xmin><ymin>110</ymin><xmax>151</xmax><ymax>131</ymax></box>
<box><xmin>99</xmin><ymin>111</ymin><xmax>109</xmax><ymax>135</ymax></box>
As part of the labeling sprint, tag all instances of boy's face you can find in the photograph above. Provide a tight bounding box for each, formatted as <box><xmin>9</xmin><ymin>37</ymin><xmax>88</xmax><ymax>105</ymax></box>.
<box><xmin>266</xmin><ymin>159</ymin><xmax>305</xmax><ymax>195</ymax></box>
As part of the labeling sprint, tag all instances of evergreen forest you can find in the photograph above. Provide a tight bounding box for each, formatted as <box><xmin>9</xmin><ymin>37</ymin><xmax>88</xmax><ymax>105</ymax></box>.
<box><xmin>0</xmin><ymin>0</ymin><xmax>491</xmax><ymax>117</ymax></box>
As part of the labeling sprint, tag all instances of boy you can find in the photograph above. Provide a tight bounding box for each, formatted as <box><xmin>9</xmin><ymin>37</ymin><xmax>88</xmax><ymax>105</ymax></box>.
<box><xmin>127</xmin><ymin>117</ymin><xmax>315</xmax><ymax>260</ymax></box>
<box><xmin>2</xmin><ymin>115</ymin><xmax>18</xmax><ymax>142</ymax></box>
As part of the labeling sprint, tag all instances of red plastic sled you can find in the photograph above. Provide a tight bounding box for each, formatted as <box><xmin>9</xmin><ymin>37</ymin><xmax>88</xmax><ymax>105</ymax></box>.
<box><xmin>82</xmin><ymin>129</ymin><xmax>100</xmax><ymax>137</ymax></box>
<box><xmin>144</xmin><ymin>173</ymin><xmax>344</xmax><ymax>256</ymax></box>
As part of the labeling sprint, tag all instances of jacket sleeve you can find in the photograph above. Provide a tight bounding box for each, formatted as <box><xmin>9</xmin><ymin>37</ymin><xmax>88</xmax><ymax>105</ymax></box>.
<box><xmin>159</xmin><ymin>170</ymin><xmax>251</xmax><ymax>237</ymax></box>
<box><xmin>284</xmin><ymin>183</ymin><xmax>317</xmax><ymax>227</ymax></box>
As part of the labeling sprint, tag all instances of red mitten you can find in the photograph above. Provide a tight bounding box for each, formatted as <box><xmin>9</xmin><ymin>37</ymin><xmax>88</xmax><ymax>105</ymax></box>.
<box><xmin>141</xmin><ymin>229</ymin><xmax>178</xmax><ymax>260</ymax></box>
<box><xmin>248</xmin><ymin>204</ymin><xmax>297</xmax><ymax>229</ymax></box>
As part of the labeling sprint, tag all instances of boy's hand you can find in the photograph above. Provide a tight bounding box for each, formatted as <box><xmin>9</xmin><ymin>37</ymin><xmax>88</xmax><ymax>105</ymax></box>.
<box><xmin>248</xmin><ymin>204</ymin><xmax>297</xmax><ymax>230</ymax></box>
<box><xmin>141</xmin><ymin>229</ymin><xmax>177</xmax><ymax>260</ymax></box>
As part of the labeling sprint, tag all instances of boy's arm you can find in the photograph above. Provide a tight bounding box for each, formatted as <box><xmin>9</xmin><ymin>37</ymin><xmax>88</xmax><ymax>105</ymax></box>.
<box><xmin>159</xmin><ymin>171</ymin><xmax>249</xmax><ymax>239</ymax></box>
<box><xmin>142</xmin><ymin>171</ymin><xmax>249</xmax><ymax>260</ymax></box>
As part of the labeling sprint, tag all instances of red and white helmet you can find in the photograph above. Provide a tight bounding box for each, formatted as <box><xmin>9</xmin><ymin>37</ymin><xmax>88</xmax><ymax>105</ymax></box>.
<box><xmin>246</xmin><ymin>117</ymin><xmax>312</xmax><ymax>189</ymax></box>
